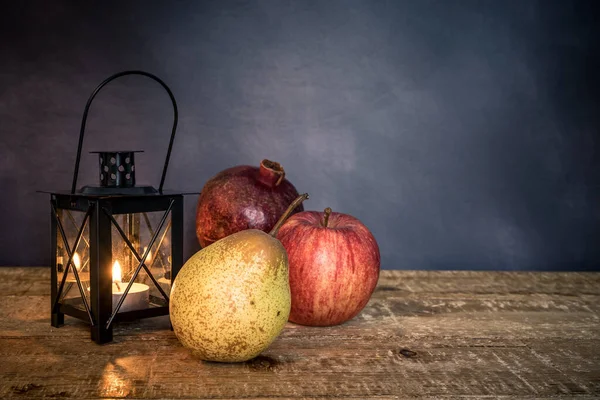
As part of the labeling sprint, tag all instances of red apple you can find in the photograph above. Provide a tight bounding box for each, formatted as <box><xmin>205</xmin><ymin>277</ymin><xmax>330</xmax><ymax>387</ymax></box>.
<box><xmin>276</xmin><ymin>208</ymin><xmax>380</xmax><ymax>326</ymax></box>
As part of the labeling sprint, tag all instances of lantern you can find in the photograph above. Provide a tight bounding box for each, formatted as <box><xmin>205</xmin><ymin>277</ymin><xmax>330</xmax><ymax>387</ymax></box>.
<box><xmin>44</xmin><ymin>71</ymin><xmax>189</xmax><ymax>344</ymax></box>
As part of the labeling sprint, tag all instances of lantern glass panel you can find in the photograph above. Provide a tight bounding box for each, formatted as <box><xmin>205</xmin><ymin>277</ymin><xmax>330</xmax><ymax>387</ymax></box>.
<box><xmin>55</xmin><ymin>208</ymin><xmax>92</xmax><ymax>312</ymax></box>
<box><xmin>110</xmin><ymin>210</ymin><xmax>172</xmax><ymax>310</ymax></box>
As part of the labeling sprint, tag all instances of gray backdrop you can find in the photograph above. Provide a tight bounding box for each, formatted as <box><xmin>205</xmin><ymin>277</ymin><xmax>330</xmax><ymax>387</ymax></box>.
<box><xmin>1</xmin><ymin>0</ymin><xmax>598</xmax><ymax>270</ymax></box>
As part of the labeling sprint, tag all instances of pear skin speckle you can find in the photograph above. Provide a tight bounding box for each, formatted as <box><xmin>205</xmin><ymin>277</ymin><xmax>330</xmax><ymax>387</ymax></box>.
<box><xmin>170</xmin><ymin>229</ymin><xmax>291</xmax><ymax>362</ymax></box>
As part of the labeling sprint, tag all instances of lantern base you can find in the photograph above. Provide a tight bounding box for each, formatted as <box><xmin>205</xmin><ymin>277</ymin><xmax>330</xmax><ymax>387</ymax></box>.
<box><xmin>51</xmin><ymin>311</ymin><xmax>64</xmax><ymax>328</ymax></box>
<box><xmin>79</xmin><ymin>185</ymin><xmax>159</xmax><ymax>195</ymax></box>
<box><xmin>92</xmin><ymin>324</ymin><xmax>113</xmax><ymax>344</ymax></box>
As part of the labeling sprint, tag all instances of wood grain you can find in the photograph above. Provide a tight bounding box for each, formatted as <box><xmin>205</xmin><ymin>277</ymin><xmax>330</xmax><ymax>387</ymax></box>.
<box><xmin>0</xmin><ymin>267</ymin><xmax>598</xmax><ymax>399</ymax></box>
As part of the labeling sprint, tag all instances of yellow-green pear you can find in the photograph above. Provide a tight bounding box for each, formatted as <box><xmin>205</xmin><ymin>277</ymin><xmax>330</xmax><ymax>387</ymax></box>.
<box><xmin>170</xmin><ymin>193</ymin><xmax>309</xmax><ymax>362</ymax></box>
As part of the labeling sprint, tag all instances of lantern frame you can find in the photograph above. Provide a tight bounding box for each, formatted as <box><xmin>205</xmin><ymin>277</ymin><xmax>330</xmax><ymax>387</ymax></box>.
<box><xmin>44</xmin><ymin>71</ymin><xmax>192</xmax><ymax>344</ymax></box>
<box><xmin>49</xmin><ymin>192</ymin><xmax>184</xmax><ymax>343</ymax></box>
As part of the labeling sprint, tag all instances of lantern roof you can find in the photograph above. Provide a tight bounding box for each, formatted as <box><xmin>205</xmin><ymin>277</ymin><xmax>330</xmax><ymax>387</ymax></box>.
<box><xmin>38</xmin><ymin>189</ymin><xmax>199</xmax><ymax>198</ymax></box>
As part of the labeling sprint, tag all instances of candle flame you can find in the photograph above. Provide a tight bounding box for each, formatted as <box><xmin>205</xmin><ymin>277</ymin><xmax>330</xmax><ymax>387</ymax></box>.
<box><xmin>112</xmin><ymin>260</ymin><xmax>122</xmax><ymax>283</ymax></box>
<box><xmin>73</xmin><ymin>252</ymin><xmax>81</xmax><ymax>270</ymax></box>
<box><xmin>143</xmin><ymin>246</ymin><xmax>152</xmax><ymax>263</ymax></box>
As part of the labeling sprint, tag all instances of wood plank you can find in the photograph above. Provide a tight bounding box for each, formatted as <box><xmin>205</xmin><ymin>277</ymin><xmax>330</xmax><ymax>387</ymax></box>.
<box><xmin>0</xmin><ymin>267</ymin><xmax>599</xmax><ymax>399</ymax></box>
<box><xmin>2</xmin><ymin>293</ymin><xmax>600</xmax><ymax>341</ymax></box>
<box><xmin>3</xmin><ymin>267</ymin><xmax>600</xmax><ymax>297</ymax></box>
<box><xmin>375</xmin><ymin>270</ymin><xmax>600</xmax><ymax>296</ymax></box>
<box><xmin>0</xmin><ymin>267</ymin><xmax>49</xmax><ymax>297</ymax></box>
<box><xmin>1</xmin><ymin>336</ymin><xmax>598</xmax><ymax>398</ymax></box>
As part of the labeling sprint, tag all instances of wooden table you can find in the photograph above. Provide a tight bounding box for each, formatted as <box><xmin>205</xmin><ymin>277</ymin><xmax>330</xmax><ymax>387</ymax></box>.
<box><xmin>0</xmin><ymin>267</ymin><xmax>599</xmax><ymax>399</ymax></box>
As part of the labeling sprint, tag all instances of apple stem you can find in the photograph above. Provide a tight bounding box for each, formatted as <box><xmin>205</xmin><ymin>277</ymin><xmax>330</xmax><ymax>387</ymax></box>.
<box><xmin>269</xmin><ymin>193</ymin><xmax>309</xmax><ymax>237</ymax></box>
<box><xmin>322</xmin><ymin>207</ymin><xmax>332</xmax><ymax>228</ymax></box>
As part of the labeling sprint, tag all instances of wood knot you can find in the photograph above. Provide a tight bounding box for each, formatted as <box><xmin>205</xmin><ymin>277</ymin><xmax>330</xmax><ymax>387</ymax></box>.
<box><xmin>246</xmin><ymin>355</ymin><xmax>279</xmax><ymax>371</ymax></box>
<box><xmin>12</xmin><ymin>383</ymin><xmax>42</xmax><ymax>394</ymax></box>
<box><xmin>399</xmin><ymin>348</ymin><xmax>417</xmax><ymax>358</ymax></box>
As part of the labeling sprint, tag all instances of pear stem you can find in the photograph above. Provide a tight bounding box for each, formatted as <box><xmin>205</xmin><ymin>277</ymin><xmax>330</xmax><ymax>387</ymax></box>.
<box><xmin>321</xmin><ymin>207</ymin><xmax>332</xmax><ymax>227</ymax></box>
<box><xmin>269</xmin><ymin>193</ymin><xmax>309</xmax><ymax>237</ymax></box>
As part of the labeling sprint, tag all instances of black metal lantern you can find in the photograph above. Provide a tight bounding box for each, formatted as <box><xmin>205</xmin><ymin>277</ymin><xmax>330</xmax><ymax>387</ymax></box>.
<box><xmin>44</xmin><ymin>71</ymin><xmax>189</xmax><ymax>344</ymax></box>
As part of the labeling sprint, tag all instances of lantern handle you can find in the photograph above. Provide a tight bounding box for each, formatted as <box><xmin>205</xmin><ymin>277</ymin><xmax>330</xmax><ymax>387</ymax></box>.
<box><xmin>71</xmin><ymin>70</ymin><xmax>178</xmax><ymax>194</ymax></box>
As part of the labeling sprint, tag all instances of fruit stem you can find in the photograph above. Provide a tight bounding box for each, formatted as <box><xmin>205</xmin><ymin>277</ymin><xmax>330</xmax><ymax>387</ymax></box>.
<box><xmin>321</xmin><ymin>207</ymin><xmax>332</xmax><ymax>228</ymax></box>
<box><xmin>269</xmin><ymin>193</ymin><xmax>309</xmax><ymax>237</ymax></box>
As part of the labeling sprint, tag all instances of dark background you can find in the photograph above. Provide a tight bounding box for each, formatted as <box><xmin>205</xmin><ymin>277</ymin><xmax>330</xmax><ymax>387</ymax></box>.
<box><xmin>1</xmin><ymin>0</ymin><xmax>598</xmax><ymax>270</ymax></box>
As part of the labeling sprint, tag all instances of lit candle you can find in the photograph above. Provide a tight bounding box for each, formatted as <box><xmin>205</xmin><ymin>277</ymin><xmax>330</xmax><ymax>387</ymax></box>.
<box><xmin>111</xmin><ymin>260</ymin><xmax>149</xmax><ymax>313</ymax></box>
<box><xmin>73</xmin><ymin>252</ymin><xmax>81</xmax><ymax>270</ymax></box>
<box><xmin>67</xmin><ymin>252</ymin><xmax>89</xmax><ymax>282</ymax></box>
<box><xmin>143</xmin><ymin>247</ymin><xmax>152</xmax><ymax>264</ymax></box>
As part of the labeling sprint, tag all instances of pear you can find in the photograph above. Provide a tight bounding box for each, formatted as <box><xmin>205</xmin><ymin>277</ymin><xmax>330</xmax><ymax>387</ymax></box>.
<box><xmin>170</xmin><ymin>193</ymin><xmax>309</xmax><ymax>362</ymax></box>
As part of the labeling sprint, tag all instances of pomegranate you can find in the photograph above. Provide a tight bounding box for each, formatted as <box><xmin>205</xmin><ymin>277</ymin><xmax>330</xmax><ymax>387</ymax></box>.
<box><xmin>196</xmin><ymin>159</ymin><xmax>304</xmax><ymax>248</ymax></box>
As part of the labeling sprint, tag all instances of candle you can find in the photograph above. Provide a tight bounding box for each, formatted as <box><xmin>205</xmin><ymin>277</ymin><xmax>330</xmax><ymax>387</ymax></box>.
<box><xmin>152</xmin><ymin>250</ymin><xmax>173</xmax><ymax>293</ymax></box>
<box><xmin>157</xmin><ymin>275</ymin><xmax>172</xmax><ymax>293</ymax></box>
<box><xmin>111</xmin><ymin>260</ymin><xmax>149</xmax><ymax>313</ymax></box>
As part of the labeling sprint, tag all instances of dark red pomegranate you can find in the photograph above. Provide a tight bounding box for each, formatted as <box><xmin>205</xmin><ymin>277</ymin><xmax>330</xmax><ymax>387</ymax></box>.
<box><xmin>196</xmin><ymin>159</ymin><xmax>304</xmax><ymax>248</ymax></box>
